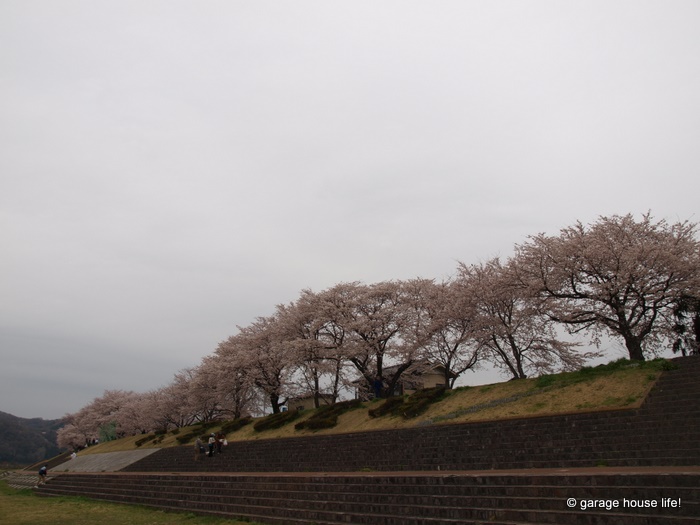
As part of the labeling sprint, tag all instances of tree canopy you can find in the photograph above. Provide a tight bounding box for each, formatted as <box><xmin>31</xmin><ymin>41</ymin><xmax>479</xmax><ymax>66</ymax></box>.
<box><xmin>58</xmin><ymin>212</ymin><xmax>699</xmax><ymax>446</ymax></box>
<box><xmin>515</xmin><ymin>213</ymin><xmax>699</xmax><ymax>361</ymax></box>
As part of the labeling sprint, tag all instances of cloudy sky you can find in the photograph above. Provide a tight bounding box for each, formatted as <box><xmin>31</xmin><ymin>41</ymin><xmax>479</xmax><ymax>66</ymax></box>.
<box><xmin>2</xmin><ymin>1</ymin><xmax>699</xmax><ymax>420</ymax></box>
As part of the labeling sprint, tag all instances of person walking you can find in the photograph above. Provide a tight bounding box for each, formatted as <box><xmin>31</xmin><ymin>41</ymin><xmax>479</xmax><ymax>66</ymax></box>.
<box><xmin>36</xmin><ymin>465</ymin><xmax>47</xmax><ymax>487</ymax></box>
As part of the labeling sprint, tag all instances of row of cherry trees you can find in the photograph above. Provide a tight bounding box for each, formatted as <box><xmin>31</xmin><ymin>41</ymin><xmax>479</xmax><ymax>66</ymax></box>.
<box><xmin>57</xmin><ymin>213</ymin><xmax>700</xmax><ymax>449</ymax></box>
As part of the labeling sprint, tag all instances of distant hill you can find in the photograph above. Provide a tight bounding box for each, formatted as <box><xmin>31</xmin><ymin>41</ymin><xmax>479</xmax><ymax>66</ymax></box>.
<box><xmin>0</xmin><ymin>411</ymin><xmax>64</xmax><ymax>466</ymax></box>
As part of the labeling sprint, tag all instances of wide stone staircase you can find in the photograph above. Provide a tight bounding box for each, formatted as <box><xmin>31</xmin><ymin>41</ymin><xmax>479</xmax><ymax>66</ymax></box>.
<box><xmin>32</xmin><ymin>469</ymin><xmax>700</xmax><ymax>524</ymax></box>
<box><xmin>1</xmin><ymin>470</ymin><xmax>47</xmax><ymax>490</ymax></box>
<box><xmin>35</xmin><ymin>356</ymin><xmax>700</xmax><ymax>524</ymax></box>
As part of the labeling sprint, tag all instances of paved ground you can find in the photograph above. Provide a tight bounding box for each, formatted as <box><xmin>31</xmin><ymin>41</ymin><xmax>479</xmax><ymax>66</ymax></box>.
<box><xmin>50</xmin><ymin>449</ymin><xmax>161</xmax><ymax>473</ymax></box>
<box><xmin>2</xmin><ymin>450</ymin><xmax>161</xmax><ymax>489</ymax></box>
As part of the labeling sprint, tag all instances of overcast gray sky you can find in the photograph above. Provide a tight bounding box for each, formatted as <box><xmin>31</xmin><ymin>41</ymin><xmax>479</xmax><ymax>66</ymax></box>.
<box><xmin>2</xmin><ymin>1</ymin><xmax>698</xmax><ymax>420</ymax></box>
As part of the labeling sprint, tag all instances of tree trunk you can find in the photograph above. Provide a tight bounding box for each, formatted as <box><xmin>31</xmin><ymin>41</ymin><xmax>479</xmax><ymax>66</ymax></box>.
<box><xmin>313</xmin><ymin>374</ymin><xmax>320</xmax><ymax>408</ymax></box>
<box><xmin>269</xmin><ymin>393</ymin><xmax>281</xmax><ymax>414</ymax></box>
<box><xmin>507</xmin><ymin>335</ymin><xmax>527</xmax><ymax>379</ymax></box>
<box><xmin>444</xmin><ymin>367</ymin><xmax>453</xmax><ymax>389</ymax></box>
<box><xmin>623</xmin><ymin>333</ymin><xmax>646</xmax><ymax>361</ymax></box>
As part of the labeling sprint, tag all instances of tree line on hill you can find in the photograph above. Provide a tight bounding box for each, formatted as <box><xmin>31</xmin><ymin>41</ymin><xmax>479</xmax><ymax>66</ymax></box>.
<box><xmin>57</xmin><ymin>213</ymin><xmax>700</xmax><ymax>451</ymax></box>
<box><xmin>0</xmin><ymin>411</ymin><xmax>63</xmax><ymax>466</ymax></box>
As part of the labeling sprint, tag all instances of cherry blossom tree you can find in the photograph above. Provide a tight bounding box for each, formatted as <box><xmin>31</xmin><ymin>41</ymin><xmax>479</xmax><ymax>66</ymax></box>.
<box><xmin>456</xmin><ymin>258</ymin><xmax>588</xmax><ymax>379</ymax></box>
<box><xmin>58</xmin><ymin>389</ymin><xmax>140</xmax><ymax>448</ymax></box>
<box><xmin>204</xmin><ymin>349</ymin><xmax>261</xmax><ymax>419</ymax></box>
<box><xmin>182</xmin><ymin>365</ymin><xmax>231</xmax><ymax>423</ymax></box>
<box><xmin>111</xmin><ymin>391</ymin><xmax>159</xmax><ymax>435</ymax></box>
<box><xmin>56</xmin><ymin>422</ymin><xmax>89</xmax><ymax>451</ymax></box>
<box><xmin>326</xmin><ymin>281</ymin><xmax>425</xmax><ymax>397</ymax></box>
<box><xmin>277</xmin><ymin>288</ymin><xmax>353</xmax><ymax>407</ymax></box>
<box><xmin>516</xmin><ymin>213</ymin><xmax>700</xmax><ymax>360</ymax></box>
<box><xmin>145</xmin><ymin>372</ymin><xmax>206</xmax><ymax>429</ymax></box>
<box><xmin>404</xmin><ymin>278</ymin><xmax>482</xmax><ymax>388</ymax></box>
<box><xmin>224</xmin><ymin>314</ymin><xmax>299</xmax><ymax>414</ymax></box>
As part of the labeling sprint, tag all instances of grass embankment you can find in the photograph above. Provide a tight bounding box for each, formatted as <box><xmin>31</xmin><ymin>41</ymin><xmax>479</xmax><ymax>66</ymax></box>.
<box><xmin>0</xmin><ymin>482</ymin><xmax>261</xmax><ymax>525</ymax></box>
<box><xmin>81</xmin><ymin>359</ymin><xmax>671</xmax><ymax>456</ymax></box>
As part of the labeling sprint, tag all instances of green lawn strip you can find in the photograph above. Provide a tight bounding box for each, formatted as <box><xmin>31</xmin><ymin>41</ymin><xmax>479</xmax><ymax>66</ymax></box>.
<box><xmin>368</xmin><ymin>387</ymin><xmax>449</xmax><ymax>420</ymax></box>
<box><xmin>534</xmin><ymin>358</ymin><xmax>672</xmax><ymax>389</ymax></box>
<box><xmin>295</xmin><ymin>399</ymin><xmax>364</xmax><ymax>430</ymax></box>
<box><xmin>0</xmin><ymin>481</ymin><xmax>261</xmax><ymax>525</ymax></box>
<box><xmin>253</xmin><ymin>410</ymin><xmax>301</xmax><ymax>432</ymax></box>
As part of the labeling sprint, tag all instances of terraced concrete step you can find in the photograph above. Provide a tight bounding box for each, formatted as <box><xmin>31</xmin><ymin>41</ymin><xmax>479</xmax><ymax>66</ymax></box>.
<box><xmin>35</xmin><ymin>482</ymin><xmax>699</xmax><ymax>516</ymax></box>
<box><xmin>2</xmin><ymin>471</ymin><xmax>53</xmax><ymax>489</ymax></box>
<box><xmin>37</xmin><ymin>471</ymin><xmax>700</xmax><ymax>525</ymax></box>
